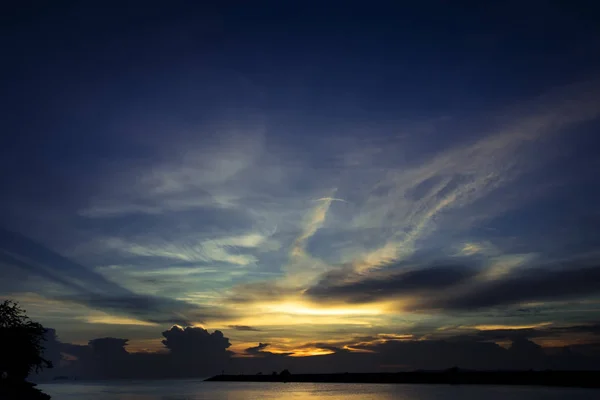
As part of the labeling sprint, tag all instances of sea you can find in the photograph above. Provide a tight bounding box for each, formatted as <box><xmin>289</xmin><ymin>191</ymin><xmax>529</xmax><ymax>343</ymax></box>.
<box><xmin>37</xmin><ymin>380</ymin><xmax>599</xmax><ymax>399</ymax></box>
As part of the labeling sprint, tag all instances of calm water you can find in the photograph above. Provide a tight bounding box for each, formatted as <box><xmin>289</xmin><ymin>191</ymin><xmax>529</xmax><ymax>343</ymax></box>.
<box><xmin>37</xmin><ymin>380</ymin><xmax>599</xmax><ymax>400</ymax></box>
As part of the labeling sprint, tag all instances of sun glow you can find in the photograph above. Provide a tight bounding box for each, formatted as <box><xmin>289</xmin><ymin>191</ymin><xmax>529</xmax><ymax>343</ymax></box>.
<box><xmin>286</xmin><ymin>347</ymin><xmax>336</xmax><ymax>357</ymax></box>
<box><xmin>83</xmin><ymin>313</ymin><xmax>159</xmax><ymax>326</ymax></box>
<box><xmin>262</xmin><ymin>302</ymin><xmax>384</xmax><ymax>316</ymax></box>
<box><xmin>472</xmin><ymin>322</ymin><xmax>552</xmax><ymax>330</ymax></box>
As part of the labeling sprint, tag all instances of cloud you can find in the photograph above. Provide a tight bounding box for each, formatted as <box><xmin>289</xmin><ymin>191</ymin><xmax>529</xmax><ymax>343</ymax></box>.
<box><xmin>477</xmin><ymin>254</ymin><xmax>537</xmax><ymax>280</ymax></box>
<box><xmin>159</xmin><ymin>325</ymin><xmax>233</xmax><ymax>376</ymax></box>
<box><xmin>76</xmin><ymin>337</ymin><xmax>131</xmax><ymax>379</ymax></box>
<box><xmin>48</xmin><ymin>326</ymin><xmax>235</xmax><ymax>379</ymax></box>
<box><xmin>62</xmin><ymin>293</ymin><xmax>215</xmax><ymax>326</ymax></box>
<box><xmin>78</xmin><ymin>127</ymin><xmax>267</xmax><ymax>218</ymax></box>
<box><xmin>228</xmin><ymin>325</ymin><xmax>261</xmax><ymax>332</ymax></box>
<box><xmin>281</xmin><ymin>191</ymin><xmax>338</xmax><ymax>284</ymax></box>
<box><xmin>420</xmin><ymin>260</ymin><xmax>600</xmax><ymax>311</ymax></box>
<box><xmin>0</xmin><ymin>228</ymin><xmax>222</xmax><ymax>325</ymax></box>
<box><xmin>224</xmin><ymin>192</ymin><xmax>342</xmax><ymax>304</ymax></box>
<box><xmin>0</xmin><ymin>228</ymin><xmax>130</xmax><ymax>296</ymax></box>
<box><xmin>81</xmin><ymin>312</ymin><xmax>159</xmax><ymax>326</ymax></box>
<box><xmin>459</xmin><ymin>241</ymin><xmax>499</xmax><ymax>256</ymax></box>
<box><xmin>245</xmin><ymin>342</ymin><xmax>270</xmax><ymax>355</ymax></box>
<box><xmin>550</xmin><ymin>324</ymin><xmax>600</xmax><ymax>336</ymax></box>
<box><xmin>293</xmin><ymin>196</ymin><xmax>333</xmax><ymax>249</ymax></box>
<box><xmin>304</xmin><ymin>254</ymin><xmax>600</xmax><ymax>315</ymax></box>
<box><xmin>306</xmin><ymin>263</ymin><xmax>479</xmax><ymax>304</ymax></box>
<box><xmin>161</xmin><ymin>325</ymin><xmax>231</xmax><ymax>354</ymax></box>
<box><xmin>39</xmin><ymin>320</ymin><xmax>600</xmax><ymax>380</ymax></box>
<box><xmin>342</xmin><ymin>80</ymin><xmax>600</xmax><ymax>275</ymax></box>
<box><xmin>102</xmin><ymin>231</ymin><xmax>270</xmax><ymax>266</ymax></box>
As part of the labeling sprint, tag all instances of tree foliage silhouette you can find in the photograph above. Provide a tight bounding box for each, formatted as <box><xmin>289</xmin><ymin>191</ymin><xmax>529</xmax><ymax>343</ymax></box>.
<box><xmin>0</xmin><ymin>300</ymin><xmax>52</xmax><ymax>382</ymax></box>
<box><xmin>280</xmin><ymin>369</ymin><xmax>291</xmax><ymax>377</ymax></box>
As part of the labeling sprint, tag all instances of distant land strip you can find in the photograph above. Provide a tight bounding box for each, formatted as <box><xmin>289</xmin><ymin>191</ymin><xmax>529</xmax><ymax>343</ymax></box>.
<box><xmin>205</xmin><ymin>370</ymin><xmax>600</xmax><ymax>388</ymax></box>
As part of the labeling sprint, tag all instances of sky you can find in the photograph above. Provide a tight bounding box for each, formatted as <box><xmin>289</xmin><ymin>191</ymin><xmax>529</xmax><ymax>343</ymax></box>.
<box><xmin>2</xmin><ymin>1</ymin><xmax>600</xmax><ymax>375</ymax></box>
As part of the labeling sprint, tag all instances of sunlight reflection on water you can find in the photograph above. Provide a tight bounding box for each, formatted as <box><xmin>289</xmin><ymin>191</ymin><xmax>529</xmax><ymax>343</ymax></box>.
<box><xmin>38</xmin><ymin>380</ymin><xmax>599</xmax><ymax>400</ymax></box>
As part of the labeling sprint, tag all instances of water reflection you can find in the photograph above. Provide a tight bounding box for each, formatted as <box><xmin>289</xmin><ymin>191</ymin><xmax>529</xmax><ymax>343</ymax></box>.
<box><xmin>39</xmin><ymin>380</ymin><xmax>599</xmax><ymax>400</ymax></box>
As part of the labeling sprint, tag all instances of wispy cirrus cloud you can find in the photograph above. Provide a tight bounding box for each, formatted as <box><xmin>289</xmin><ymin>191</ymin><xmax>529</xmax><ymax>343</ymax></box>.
<box><xmin>341</xmin><ymin>81</ymin><xmax>600</xmax><ymax>276</ymax></box>
<box><xmin>281</xmin><ymin>191</ymin><xmax>340</xmax><ymax>285</ymax></box>
<box><xmin>102</xmin><ymin>232</ymin><xmax>272</xmax><ymax>266</ymax></box>
<box><xmin>79</xmin><ymin>127</ymin><xmax>268</xmax><ymax>218</ymax></box>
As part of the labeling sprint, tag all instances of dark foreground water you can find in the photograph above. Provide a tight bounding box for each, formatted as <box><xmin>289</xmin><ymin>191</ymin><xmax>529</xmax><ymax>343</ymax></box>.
<box><xmin>38</xmin><ymin>380</ymin><xmax>599</xmax><ymax>399</ymax></box>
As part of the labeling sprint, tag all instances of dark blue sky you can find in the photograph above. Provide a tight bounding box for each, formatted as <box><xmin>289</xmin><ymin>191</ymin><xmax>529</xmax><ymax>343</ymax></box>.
<box><xmin>2</xmin><ymin>1</ymin><xmax>600</xmax><ymax>358</ymax></box>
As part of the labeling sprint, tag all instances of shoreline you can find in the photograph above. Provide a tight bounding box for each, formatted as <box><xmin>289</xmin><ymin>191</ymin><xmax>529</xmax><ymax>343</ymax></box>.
<box><xmin>205</xmin><ymin>371</ymin><xmax>600</xmax><ymax>388</ymax></box>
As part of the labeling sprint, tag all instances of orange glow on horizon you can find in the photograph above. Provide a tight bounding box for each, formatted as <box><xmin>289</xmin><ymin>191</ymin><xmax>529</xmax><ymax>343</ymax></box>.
<box><xmin>472</xmin><ymin>322</ymin><xmax>552</xmax><ymax>331</ymax></box>
<box><xmin>261</xmin><ymin>301</ymin><xmax>385</xmax><ymax>316</ymax></box>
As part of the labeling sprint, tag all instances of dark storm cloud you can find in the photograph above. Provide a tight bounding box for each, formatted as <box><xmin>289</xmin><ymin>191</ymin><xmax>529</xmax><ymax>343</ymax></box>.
<box><xmin>450</xmin><ymin>323</ymin><xmax>600</xmax><ymax>343</ymax></box>
<box><xmin>551</xmin><ymin>323</ymin><xmax>600</xmax><ymax>336</ymax></box>
<box><xmin>50</xmin><ymin>326</ymin><xmax>234</xmax><ymax>379</ymax></box>
<box><xmin>160</xmin><ymin>326</ymin><xmax>233</xmax><ymax>377</ymax></box>
<box><xmin>36</xmin><ymin>323</ymin><xmax>600</xmax><ymax>381</ymax></box>
<box><xmin>467</xmin><ymin>328</ymin><xmax>544</xmax><ymax>341</ymax></box>
<box><xmin>304</xmin><ymin>256</ymin><xmax>600</xmax><ymax>312</ymax></box>
<box><xmin>0</xmin><ymin>228</ymin><xmax>220</xmax><ymax>324</ymax></box>
<box><xmin>305</xmin><ymin>263</ymin><xmax>479</xmax><ymax>303</ymax></box>
<box><xmin>423</xmin><ymin>262</ymin><xmax>600</xmax><ymax>311</ymax></box>
<box><xmin>161</xmin><ymin>326</ymin><xmax>231</xmax><ymax>355</ymax></box>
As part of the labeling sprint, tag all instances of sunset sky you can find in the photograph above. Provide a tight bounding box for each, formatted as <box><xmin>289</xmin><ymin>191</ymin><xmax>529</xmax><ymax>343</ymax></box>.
<box><xmin>2</xmin><ymin>1</ymin><xmax>600</xmax><ymax>364</ymax></box>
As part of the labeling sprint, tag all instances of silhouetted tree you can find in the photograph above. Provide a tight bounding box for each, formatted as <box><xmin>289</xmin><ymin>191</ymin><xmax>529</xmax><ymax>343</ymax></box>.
<box><xmin>280</xmin><ymin>369</ymin><xmax>291</xmax><ymax>377</ymax></box>
<box><xmin>0</xmin><ymin>300</ymin><xmax>52</xmax><ymax>399</ymax></box>
<box><xmin>279</xmin><ymin>368</ymin><xmax>291</xmax><ymax>383</ymax></box>
<box><xmin>0</xmin><ymin>300</ymin><xmax>52</xmax><ymax>381</ymax></box>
